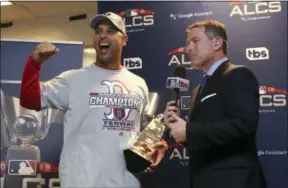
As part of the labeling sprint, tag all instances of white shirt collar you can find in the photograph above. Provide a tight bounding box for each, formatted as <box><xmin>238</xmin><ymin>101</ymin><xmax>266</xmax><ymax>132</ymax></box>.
<box><xmin>206</xmin><ymin>57</ymin><xmax>228</xmax><ymax>76</ymax></box>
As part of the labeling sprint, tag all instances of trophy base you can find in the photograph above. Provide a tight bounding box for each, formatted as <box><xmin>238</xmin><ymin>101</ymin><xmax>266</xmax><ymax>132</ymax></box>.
<box><xmin>124</xmin><ymin>149</ymin><xmax>152</xmax><ymax>173</ymax></box>
<box><xmin>4</xmin><ymin>145</ymin><xmax>42</xmax><ymax>188</ymax></box>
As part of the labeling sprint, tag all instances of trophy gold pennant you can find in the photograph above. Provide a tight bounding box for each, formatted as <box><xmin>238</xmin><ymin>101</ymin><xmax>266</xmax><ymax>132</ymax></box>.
<box><xmin>124</xmin><ymin>92</ymin><xmax>166</xmax><ymax>173</ymax></box>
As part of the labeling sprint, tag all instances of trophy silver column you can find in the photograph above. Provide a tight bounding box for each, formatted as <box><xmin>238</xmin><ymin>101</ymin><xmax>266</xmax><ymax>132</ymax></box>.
<box><xmin>1</xmin><ymin>90</ymin><xmax>63</xmax><ymax>188</ymax></box>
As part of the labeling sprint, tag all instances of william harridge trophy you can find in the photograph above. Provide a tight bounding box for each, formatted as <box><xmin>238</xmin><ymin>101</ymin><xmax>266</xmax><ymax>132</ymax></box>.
<box><xmin>124</xmin><ymin>92</ymin><xmax>166</xmax><ymax>173</ymax></box>
<box><xmin>0</xmin><ymin>89</ymin><xmax>64</xmax><ymax>188</ymax></box>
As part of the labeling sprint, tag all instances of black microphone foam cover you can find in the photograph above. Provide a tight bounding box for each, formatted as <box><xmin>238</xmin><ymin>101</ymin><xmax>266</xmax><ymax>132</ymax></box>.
<box><xmin>173</xmin><ymin>66</ymin><xmax>186</xmax><ymax>78</ymax></box>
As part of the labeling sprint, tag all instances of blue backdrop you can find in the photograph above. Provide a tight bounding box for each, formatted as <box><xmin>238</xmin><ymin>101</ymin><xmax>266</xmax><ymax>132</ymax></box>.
<box><xmin>97</xmin><ymin>2</ymin><xmax>287</xmax><ymax>188</ymax></box>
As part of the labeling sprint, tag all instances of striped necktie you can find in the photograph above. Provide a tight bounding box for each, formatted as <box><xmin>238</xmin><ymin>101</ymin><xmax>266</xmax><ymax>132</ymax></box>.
<box><xmin>199</xmin><ymin>74</ymin><xmax>210</xmax><ymax>93</ymax></box>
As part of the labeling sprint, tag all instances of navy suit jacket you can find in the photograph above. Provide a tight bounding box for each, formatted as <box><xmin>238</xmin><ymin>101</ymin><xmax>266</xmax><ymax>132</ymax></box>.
<box><xmin>186</xmin><ymin>61</ymin><xmax>267</xmax><ymax>188</ymax></box>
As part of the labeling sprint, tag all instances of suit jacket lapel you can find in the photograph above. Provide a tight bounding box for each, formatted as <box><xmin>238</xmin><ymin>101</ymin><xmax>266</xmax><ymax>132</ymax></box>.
<box><xmin>208</xmin><ymin>60</ymin><xmax>231</xmax><ymax>81</ymax></box>
<box><xmin>188</xmin><ymin>85</ymin><xmax>200</xmax><ymax>121</ymax></box>
<box><xmin>199</xmin><ymin>60</ymin><xmax>231</xmax><ymax>96</ymax></box>
<box><xmin>187</xmin><ymin>60</ymin><xmax>231</xmax><ymax>122</ymax></box>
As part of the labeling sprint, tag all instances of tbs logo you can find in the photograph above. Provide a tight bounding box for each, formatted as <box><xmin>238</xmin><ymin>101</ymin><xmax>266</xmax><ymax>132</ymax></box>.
<box><xmin>246</xmin><ymin>47</ymin><xmax>269</xmax><ymax>60</ymax></box>
<box><xmin>123</xmin><ymin>57</ymin><xmax>142</xmax><ymax>70</ymax></box>
<box><xmin>178</xmin><ymin>80</ymin><xmax>188</xmax><ymax>88</ymax></box>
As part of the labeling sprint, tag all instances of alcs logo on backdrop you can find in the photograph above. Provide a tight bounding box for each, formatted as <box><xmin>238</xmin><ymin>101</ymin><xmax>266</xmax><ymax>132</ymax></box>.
<box><xmin>246</xmin><ymin>47</ymin><xmax>269</xmax><ymax>61</ymax></box>
<box><xmin>118</xmin><ymin>9</ymin><xmax>155</xmax><ymax>33</ymax></box>
<box><xmin>168</xmin><ymin>46</ymin><xmax>192</xmax><ymax>70</ymax></box>
<box><xmin>169</xmin><ymin>143</ymin><xmax>189</xmax><ymax>166</ymax></box>
<box><xmin>259</xmin><ymin>86</ymin><xmax>287</xmax><ymax>113</ymax></box>
<box><xmin>180</xmin><ymin>85</ymin><xmax>287</xmax><ymax>114</ymax></box>
<box><xmin>229</xmin><ymin>1</ymin><xmax>282</xmax><ymax>21</ymax></box>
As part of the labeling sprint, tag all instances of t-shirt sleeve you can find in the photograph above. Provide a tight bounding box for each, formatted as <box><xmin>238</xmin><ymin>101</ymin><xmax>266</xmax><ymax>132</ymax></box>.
<box><xmin>20</xmin><ymin>56</ymin><xmax>71</xmax><ymax>112</ymax></box>
<box><xmin>40</xmin><ymin>72</ymin><xmax>71</xmax><ymax>111</ymax></box>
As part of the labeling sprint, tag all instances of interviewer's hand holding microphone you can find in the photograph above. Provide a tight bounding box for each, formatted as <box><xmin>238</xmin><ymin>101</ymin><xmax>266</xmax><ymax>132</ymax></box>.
<box><xmin>164</xmin><ymin>66</ymin><xmax>189</xmax><ymax>143</ymax></box>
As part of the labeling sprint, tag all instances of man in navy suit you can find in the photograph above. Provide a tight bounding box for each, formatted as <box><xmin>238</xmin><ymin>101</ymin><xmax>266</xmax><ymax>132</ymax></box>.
<box><xmin>164</xmin><ymin>20</ymin><xmax>267</xmax><ymax>188</ymax></box>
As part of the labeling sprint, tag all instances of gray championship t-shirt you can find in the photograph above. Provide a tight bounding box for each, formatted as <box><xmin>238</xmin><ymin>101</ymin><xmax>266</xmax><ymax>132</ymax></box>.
<box><xmin>40</xmin><ymin>64</ymin><xmax>149</xmax><ymax>188</ymax></box>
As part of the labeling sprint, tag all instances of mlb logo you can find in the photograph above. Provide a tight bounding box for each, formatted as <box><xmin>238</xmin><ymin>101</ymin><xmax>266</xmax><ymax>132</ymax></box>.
<box><xmin>167</xmin><ymin>78</ymin><xmax>176</xmax><ymax>87</ymax></box>
<box><xmin>126</xmin><ymin>9</ymin><xmax>138</xmax><ymax>17</ymax></box>
<box><xmin>8</xmin><ymin>160</ymin><xmax>37</xmax><ymax>175</ymax></box>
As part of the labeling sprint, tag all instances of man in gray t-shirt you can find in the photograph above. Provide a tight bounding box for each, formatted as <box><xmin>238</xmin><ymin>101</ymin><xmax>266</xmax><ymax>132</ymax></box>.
<box><xmin>20</xmin><ymin>12</ymin><xmax>167</xmax><ymax>188</ymax></box>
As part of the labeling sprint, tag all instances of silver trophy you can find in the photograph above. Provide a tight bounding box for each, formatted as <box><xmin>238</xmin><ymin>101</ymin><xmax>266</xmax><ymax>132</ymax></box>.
<box><xmin>0</xmin><ymin>89</ymin><xmax>64</xmax><ymax>188</ymax></box>
<box><xmin>124</xmin><ymin>92</ymin><xmax>166</xmax><ymax>173</ymax></box>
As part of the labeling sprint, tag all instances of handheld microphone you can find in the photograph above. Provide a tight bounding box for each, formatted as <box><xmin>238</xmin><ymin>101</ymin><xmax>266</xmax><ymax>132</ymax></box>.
<box><xmin>164</xmin><ymin>66</ymin><xmax>189</xmax><ymax>142</ymax></box>
<box><xmin>166</xmin><ymin>66</ymin><xmax>189</xmax><ymax>103</ymax></box>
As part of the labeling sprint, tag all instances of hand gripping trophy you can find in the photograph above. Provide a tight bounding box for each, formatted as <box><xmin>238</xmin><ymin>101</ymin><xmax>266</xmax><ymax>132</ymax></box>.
<box><xmin>0</xmin><ymin>89</ymin><xmax>64</xmax><ymax>188</ymax></box>
<box><xmin>124</xmin><ymin>92</ymin><xmax>167</xmax><ymax>173</ymax></box>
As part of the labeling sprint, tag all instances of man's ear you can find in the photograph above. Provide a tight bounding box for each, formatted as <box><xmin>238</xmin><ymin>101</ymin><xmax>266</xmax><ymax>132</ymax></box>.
<box><xmin>122</xmin><ymin>35</ymin><xmax>128</xmax><ymax>47</ymax></box>
<box><xmin>213</xmin><ymin>37</ymin><xmax>224</xmax><ymax>51</ymax></box>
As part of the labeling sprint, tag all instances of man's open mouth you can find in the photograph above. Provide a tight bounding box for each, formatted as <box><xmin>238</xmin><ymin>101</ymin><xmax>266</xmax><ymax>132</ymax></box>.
<box><xmin>99</xmin><ymin>42</ymin><xmax>110</xmax><ymax>51</ymax></box>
